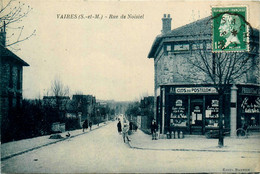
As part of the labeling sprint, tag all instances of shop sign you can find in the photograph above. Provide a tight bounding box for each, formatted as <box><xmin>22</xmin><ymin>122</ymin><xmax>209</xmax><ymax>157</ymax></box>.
<box><xmin>241</xmin><ymin>87</ymin><xmax>260</xmax><ymax>95</ymax></box>
<box><xmin>176</xmin><ymin>100</ymin><xmax>182</xmax><ymax>107</ymax></box>
<box><xmin>175</xmin><ymin>87</ymin><xmax>218</xmax><ymax>94</ymax></box>
<box><xmin>194</xmin><ymin>106</ymin><xmax>201</xmax><ymax>113</ymax></box>
<box><xmin>241</xmin><ymin>97</ymin><xmax>260</xmax><ymax>113</ymax></box>
<box><xmin>172</xmin><ymin>107</ymin><xmax>185</xmax><ymax>113</ymax></box>
<box><xmin>212</xmin><ymin>100</ymin><xmax>219</xmax><ymax>107</ymax></box>
<box><xmin>207</xmin><ymin>106</ymin><xmax>219</xmax><ymax>113</ymax></box>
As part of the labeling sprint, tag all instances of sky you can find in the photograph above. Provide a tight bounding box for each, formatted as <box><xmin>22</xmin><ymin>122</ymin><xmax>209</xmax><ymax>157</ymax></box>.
<box><xmin>4</xmin><ymin>0</ymin><xmax>260</xmax><ymax>101</ymax></box>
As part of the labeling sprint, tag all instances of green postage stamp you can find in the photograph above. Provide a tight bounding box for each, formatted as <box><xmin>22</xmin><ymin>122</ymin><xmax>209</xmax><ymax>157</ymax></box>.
<box><xmin>212</xmin><ymin>6</ymin><xmax>248</xmax><ymax>52</ymax></box>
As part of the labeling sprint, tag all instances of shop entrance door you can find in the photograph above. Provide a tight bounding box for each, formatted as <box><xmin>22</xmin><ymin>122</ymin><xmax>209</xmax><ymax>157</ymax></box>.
<box><xmin>190</xmin><ymin>100</ymin><xmax>203</xmax><ymax>134</ymax></box>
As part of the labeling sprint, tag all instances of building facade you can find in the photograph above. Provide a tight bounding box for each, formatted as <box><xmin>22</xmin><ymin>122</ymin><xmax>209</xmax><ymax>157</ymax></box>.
<box><xmin>148</xmin><ymin>14</ymin><xmax>259</xmax><ymax>136</ymax></box>
<box><xmin>1</xmin><ymin>24</ymin><xmax>29</xmax><ymax>137</ymax></box>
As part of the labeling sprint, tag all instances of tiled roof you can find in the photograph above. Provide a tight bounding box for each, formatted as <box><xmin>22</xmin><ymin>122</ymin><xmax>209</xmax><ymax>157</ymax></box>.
<box><xmin>0</xmin><ymin>45</ymin><xmax>29</xmax><ymax>66</ymax></box>
<box><xmin>165</xmin><ymin>16</ymin><xmax>212</xmax><ymax>37</ymax></box>
<box><xmin>148</xmin><ymin>16</ymin><xmax>212</xmax><ymax>58</ymax></box>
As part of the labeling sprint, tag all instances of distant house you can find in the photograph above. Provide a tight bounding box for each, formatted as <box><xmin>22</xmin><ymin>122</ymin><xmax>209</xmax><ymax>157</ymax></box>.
<box><xmin>43</xmin><ymin>96</ymin><xmax>70</xmax><ymax>111</ymax></box>
<box><xmin>139</xmin><ymin>96</ymin><xmax>154</xmax><ymax>131</ymax></box>
<box><xmin>1</xmin><ymin>24</ymin><xmax>29</xmax><ymax>133</ymax></box>
<box><xmin>72</xmin><ymin>95</ymin><xmax>96</xmax><ymax>121</ymax></box>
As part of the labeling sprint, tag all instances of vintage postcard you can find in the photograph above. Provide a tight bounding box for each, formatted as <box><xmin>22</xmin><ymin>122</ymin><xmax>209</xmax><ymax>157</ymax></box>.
<box><xmin>1</xmin><ymin>0</ymin><xmax>259</xmax><ymax>173</ymax></box>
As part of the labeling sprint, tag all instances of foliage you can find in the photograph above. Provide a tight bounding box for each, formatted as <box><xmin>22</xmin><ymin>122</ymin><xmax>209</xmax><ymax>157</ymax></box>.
<box><xmin>1</xmin><ymin>99</ymin><xmax>66</xmax><ymax>143</ymax></box>
<box><xmin>125</xmin><ymin>102</ymin><xmax>141</xmax><ymax>116</ymax></box>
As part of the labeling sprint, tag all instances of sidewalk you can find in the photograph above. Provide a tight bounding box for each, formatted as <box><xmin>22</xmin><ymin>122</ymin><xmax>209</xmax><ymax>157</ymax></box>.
<box><xmin>1</xmin><ymin>122</ymin><xmax>110</xmax><ymax>161</ymax></box>
<box><xmin>128</xmin><ymin>130</ymin><xmax>260</xmax><ymax>153</ymax></box>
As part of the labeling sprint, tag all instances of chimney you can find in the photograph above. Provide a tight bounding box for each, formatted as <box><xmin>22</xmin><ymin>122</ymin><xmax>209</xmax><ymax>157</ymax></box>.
<box><xmin>161</xmin><ymin>14</ymin><xmax>172</xmax><ymax>34</ymax></box>
<box><xmin>0</xmin><ymin>21</ymin><xmax>6</xmax><ymax>47</ymax></box>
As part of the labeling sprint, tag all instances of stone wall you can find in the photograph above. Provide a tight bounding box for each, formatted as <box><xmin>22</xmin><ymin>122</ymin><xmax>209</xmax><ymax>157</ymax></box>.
<box><xmin>154</xmin><ymin>43</ymin><xmax>259</xmax><ymax>92</ymax></box>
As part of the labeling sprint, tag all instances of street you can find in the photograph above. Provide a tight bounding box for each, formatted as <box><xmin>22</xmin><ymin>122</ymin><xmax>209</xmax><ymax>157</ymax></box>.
<box><xmin>1</xmin><ymin>121</ymin><xmax>260</xmax><ymax>173</ymax></box>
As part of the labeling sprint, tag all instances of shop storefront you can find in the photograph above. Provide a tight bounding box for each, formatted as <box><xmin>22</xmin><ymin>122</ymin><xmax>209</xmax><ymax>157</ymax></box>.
<box><xmin>158</xmin><ymin>84</ymin><xmax>231</xmax><ymax>135</ymax></box>
<box><xmin>237</xmin><ymin>85</ymin><xmax>260</xmax><ymax>131</ymax></box>
<box><xmin>157</xmin><ymin>84</ymin><xmax>260</xmax><ymax>136</ymax></box>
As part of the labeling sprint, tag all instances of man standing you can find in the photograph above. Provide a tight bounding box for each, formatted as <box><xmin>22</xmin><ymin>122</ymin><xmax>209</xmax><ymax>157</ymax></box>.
<box><xmin>151</xmin><ymin>119</ymin><xmax>158</xmax><ymax>140</ymax></box>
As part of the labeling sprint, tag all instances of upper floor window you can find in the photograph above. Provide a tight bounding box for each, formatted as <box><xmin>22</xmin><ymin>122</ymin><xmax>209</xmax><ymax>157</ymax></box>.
<box><xmin>166</xmin><ymin>45</ymin><xmax>171</xmax><ymax>51</ymax></box>
<box><xmin>17</xmin><ymin>69</ymin><xmax>21</xmax><ymax>90</ymax></box>
<box><xmin>174</xmin><ymin>44</ymin><xmax>190</xmax><ymax>51</ymax></box>
<box><xmin>9</xmin><ymin>64</ymin><xmax>13</xmax><ymax>88</ymax></box>
<box><xmin>206</xmin><ymin>43</ymin><xmax>212</xmax><ymax>49</ymax></box>
<box><xmin>192</xmin><ymin>42</ymin><xmax>211</xmax><ymax>50</ymax></box>
<box><xmin>192</xmin><ymin>43</ymin><xmax>203</xmax><ymax>50</ymax></box>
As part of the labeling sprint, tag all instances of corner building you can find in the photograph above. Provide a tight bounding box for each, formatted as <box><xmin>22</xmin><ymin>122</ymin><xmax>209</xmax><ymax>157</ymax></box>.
<box><xmin>148</xmin><ymin>14</ymin><xmax>259</xmax><ymax>136</ymax></box>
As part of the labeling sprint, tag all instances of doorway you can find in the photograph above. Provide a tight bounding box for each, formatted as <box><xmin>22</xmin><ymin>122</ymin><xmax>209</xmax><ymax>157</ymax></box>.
<box><xmin>190</xmin><ymin>99</ymin><xmax>204</xmax><ymax>134</ymax></box>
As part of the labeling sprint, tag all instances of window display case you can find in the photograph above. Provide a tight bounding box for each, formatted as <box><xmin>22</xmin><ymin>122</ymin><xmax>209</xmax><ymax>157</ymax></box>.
<box><xmin>205</xmin><ymin>99</ymin><xmax>219</xmax><ymax>127</ymax></box>
<box><xmin>170</xmin><ymin>99</ymin><xmax>188</xmax><ymax>127</ymax></box>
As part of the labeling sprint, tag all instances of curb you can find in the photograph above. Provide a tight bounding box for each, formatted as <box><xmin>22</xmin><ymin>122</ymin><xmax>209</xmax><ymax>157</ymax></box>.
<box><xmin>127</xmin><ymin>138</ymin><xmax>260</xmax><ymax>153</ymax></box>
<box><xmin>128</xmin><ymin>144</ymin><xmax>260</xmax><ymax>153</ymax></box>
<box><xmin>1</xmin><ymin>122</ymin><xmax>110</xmax><ymax>161</ymax></box>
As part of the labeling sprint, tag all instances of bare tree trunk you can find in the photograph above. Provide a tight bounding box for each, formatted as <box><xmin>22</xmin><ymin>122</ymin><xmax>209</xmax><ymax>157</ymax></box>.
<box><xmin>218</xmin><ymin>92</ymin><xmax>224</xmax><ymax>147</ymax></box>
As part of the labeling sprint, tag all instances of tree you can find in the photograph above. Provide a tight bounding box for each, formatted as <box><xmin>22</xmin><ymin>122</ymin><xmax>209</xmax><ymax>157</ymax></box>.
<box><xmin>179</xmin><ymin>18</ymin><xmax>258</xmax><ymax>147</ymax></box>
<box><xmin>51</xmin><ymin>77</ymin><xmax>70</xmax><ymax>97</ymax></box>
<box><xmin>0</xmin><ymin>0</ymin><xmax>35</xmax><ymax>48</ymax></box>
<box><xmin>45</xmin><ymin>77</ymin><xmax>70</xmax><ymax>122</ymax></box>
<box><xmin>125</xmin><ymin>102</ymin><xmax>141</xmax><ymax>117</ymax></box>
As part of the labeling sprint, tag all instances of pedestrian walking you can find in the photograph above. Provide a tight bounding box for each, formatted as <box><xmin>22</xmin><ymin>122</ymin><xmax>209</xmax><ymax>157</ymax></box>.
<box><xmin>122</xmin><ymin>122</ymin><xmax>130</xmax><ymax>143</ymax></box>
<box><xmin>82</xmin><ymin>119</ymin><xmax>88</xmax><ymax>132</ymax></box>
<box><xmin>117</xmin><ymin>120</ymin><xmax>122</xmax><ymax>134</ymax></box>
<box><xmin>151</xmin><ymin>119</ymin><xmax>158</xmax><ymax>140</ymax></box>
<box><xmin>89</xmin><ymin>120</ymin><xmax>92</xmax><ymax>131</ymax></box>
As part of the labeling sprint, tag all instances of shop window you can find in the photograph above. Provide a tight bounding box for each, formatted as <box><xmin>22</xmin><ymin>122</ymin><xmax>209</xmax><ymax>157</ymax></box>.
<box><xmin>170</xmin><ymin>98</ymin><xmax>188</xmax><ymax>127</ymax></box>
<box><xmin>240</xmin><ymin>96</ymin><xmax>260</xmax><ymax>128</ymax></box>
<box><xmin>241</xmin><ymin>115</ymin><xmax>259</xmax><ymax>128</ymax></box>
<box><xmin>205</xmin><ymin>98</ymin><xmax>219</xmax><ymax>127</ymax></box>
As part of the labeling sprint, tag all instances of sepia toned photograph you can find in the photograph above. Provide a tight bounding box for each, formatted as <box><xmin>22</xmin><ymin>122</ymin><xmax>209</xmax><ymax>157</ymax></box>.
<box><xmin>1</xmin><ymin>0</ymin><xmax>260</xmax><ymax>173</ymax></box>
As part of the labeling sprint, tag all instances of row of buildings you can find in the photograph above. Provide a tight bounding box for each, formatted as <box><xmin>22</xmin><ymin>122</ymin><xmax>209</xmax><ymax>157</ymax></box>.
<box><xmin>148</xmin><ymin>14</ymin><xmax>259</xmax><ymax>137</ymax></box>
<box><xmin>42</xmin><ymin>94</ymin><xmax>115</xmax><ymax>132</ymax></box>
